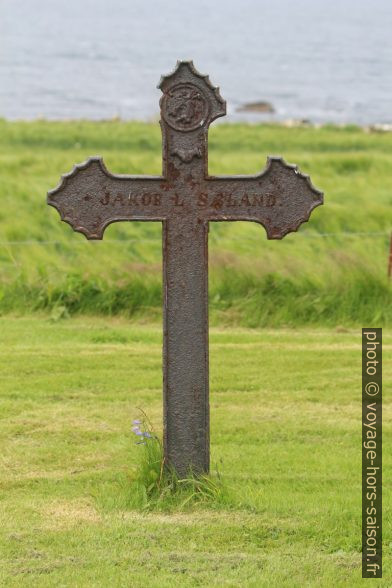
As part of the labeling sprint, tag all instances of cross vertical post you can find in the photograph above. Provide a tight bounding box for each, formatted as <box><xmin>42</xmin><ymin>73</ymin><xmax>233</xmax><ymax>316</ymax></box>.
<box><xmin>159</xmin><ymin>67</ymin><xmax>226</xmax><ymax>474</ymax></box>
<box><xmin>47</xmin><ymin>61</ymin><xmax>323</xmax><ymax>477</ymax></box>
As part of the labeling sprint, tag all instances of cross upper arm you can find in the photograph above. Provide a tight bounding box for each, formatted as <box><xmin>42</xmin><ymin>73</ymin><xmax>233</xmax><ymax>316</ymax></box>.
<box><xmin>201</xmin><ymin>157</ymin><xmax>323</xmax><ymax>239</ymax></box>
<box><xmin>47</xmin><ymin>157</ymin><xmax>170</xmax><ymax>239</ymax></box>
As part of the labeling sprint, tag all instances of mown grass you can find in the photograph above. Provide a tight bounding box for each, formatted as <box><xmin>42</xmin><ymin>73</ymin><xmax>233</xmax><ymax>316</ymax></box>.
<box><xmin>0</xmin><ymin>120</ymin><xmax>391</xmax><ymax>325</ymax></box>
<box><xmin>0</xmin><ymin>316</ymin><xmax>391</xmax><ymax>586</ymax></box>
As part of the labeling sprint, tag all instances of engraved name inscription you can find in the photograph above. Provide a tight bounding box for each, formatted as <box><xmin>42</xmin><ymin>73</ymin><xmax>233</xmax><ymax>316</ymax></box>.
<box><xmin>98</xmin><ymin>190</ymin><xmax>280</xmax><ymax>209</ymax></box>
<box><xmin>100</xmin><ymin>192</ymin><xmax>162</xmax><ymax>206</ymax></box>
<box><xmin>197</xmin><ymin>192</ymin><xmax>279</xmax><ymax>209</ymax></box>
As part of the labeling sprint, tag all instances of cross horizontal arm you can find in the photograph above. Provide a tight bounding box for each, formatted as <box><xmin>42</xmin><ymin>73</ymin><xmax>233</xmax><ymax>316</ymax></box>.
<box><xmin>202</xmin><ymin>157</ymin><xmax>323</xmax><ymax>239</ymax></box>
<box><xmin>47</xmin><ymin>157</ymin><xmax>170</xmax><ymax>239</ymax></box>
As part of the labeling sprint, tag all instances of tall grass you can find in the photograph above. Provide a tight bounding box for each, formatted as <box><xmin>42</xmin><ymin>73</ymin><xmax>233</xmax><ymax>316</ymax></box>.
<box><xmin>118</xmin><ymin>413</ymin><xmax>228</xmax><ymax>512</ymax></box>
<box><xmin>0</xmin><ymin>120</ymin><xmax>390</xmax><ymax>325</ymax></box>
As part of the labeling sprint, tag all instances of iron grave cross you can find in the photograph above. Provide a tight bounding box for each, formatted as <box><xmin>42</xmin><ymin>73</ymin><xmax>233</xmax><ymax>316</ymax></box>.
<box><xmin>48</xmin><ymin>61</ymin><xmax>323</xmax><ymax>477</ymax></box>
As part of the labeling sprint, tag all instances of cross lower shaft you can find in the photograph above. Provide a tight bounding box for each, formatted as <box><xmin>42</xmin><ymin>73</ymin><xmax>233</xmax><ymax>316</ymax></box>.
<box><xmin>163</xmin><ymin>218</ymin><xmax>209</xmax><ymax>476</ymax></box>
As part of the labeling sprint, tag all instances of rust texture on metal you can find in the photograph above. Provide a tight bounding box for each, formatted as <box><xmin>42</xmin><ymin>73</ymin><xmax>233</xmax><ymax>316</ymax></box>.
<box><xmin>47</xmin><ymin>61</ymin><xmax>324</xmax><ymax>476</ymax></box>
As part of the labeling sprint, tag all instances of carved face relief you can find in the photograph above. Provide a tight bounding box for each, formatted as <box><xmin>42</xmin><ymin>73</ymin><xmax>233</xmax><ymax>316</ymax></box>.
<box><xmin>162</xmin><ymin>83</ymin><xmax>209</xmax><ymax>132</ymax></box>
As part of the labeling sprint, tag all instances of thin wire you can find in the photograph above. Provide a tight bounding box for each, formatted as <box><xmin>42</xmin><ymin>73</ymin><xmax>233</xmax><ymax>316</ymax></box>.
<box><xmin>295</xmin><ymin>231</ymin><xmax>390</xmax><ymax>238</ymax></box>
<box><xmin>0</xmin><ymin>231</ymin><xmax>389</xmax><ymax>246</ymax></box>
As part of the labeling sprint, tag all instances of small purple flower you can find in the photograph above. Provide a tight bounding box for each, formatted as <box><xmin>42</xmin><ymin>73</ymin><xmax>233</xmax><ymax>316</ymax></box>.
<box><xmin>131</xmin><ymin>416</ymin><xmax>155</xmax><ymax>444</ymax></box>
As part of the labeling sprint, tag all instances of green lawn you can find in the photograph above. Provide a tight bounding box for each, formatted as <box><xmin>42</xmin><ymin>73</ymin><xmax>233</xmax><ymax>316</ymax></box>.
<box><xmin>0</xmin><ymin>121</ymin><xmax>391</xmax><ymax>324</ymax></box>
<box><xmin>0</xmin><ymin>120</ymin><xmax>390</xmax><ymax>584</ymax></box>
<box><xmin>0</xmin><ymin>317</ymin><xmax>390</xmax><ymax>586</ymax></box>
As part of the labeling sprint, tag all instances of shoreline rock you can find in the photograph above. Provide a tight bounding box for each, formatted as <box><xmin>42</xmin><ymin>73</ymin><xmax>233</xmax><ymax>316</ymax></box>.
<box><xmin>237</xmin><ymin>101</ymin><xmax>275</xmax><ymax>113</ymax></box>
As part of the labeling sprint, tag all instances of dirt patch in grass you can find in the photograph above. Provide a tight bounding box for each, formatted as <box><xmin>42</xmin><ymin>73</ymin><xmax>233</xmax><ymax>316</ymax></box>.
<box><xmin>43</xmin><ymin>499</ymin><xmax>101</xmax><ymax>529</ymax></box>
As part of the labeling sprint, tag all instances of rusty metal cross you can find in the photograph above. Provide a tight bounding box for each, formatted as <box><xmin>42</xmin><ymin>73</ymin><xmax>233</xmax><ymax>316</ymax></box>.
<box><xmin>48</xmin><ymin>61</ymin><xmax>323</xmax><ymax>477</ymax></box>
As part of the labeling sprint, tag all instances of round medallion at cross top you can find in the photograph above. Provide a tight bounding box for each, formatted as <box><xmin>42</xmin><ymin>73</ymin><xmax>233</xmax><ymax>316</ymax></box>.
<box><xmin>162</xmin><ymin>83</ymin><xmax>210</xmax><ymax>132</ymax></box>
<box><xmin>158</xmin><ymin>61</ymin><xmax>227</xmax><ymax>134</ymax></box>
